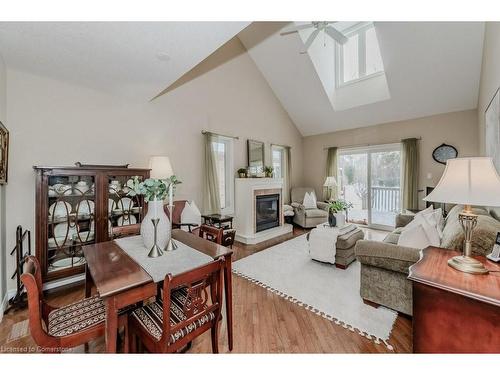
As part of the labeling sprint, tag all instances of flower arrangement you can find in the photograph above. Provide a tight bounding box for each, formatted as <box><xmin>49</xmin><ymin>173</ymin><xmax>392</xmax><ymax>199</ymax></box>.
<box><xmin>127</xmin><ymin>175</ymin><xmax>181</xmax><ymax>202</ymax></box>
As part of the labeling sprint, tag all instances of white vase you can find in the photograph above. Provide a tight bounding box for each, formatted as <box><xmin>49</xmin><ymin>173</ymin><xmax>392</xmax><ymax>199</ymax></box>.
<box><xmin>334</xmin><ymin>212</ymin><xmax>346</xmax><ymax>227</ymax></box>
<box><xmin>141</xmin><ymin>200</ymin><xmax>170</xmax><ymax>250</ymax></box>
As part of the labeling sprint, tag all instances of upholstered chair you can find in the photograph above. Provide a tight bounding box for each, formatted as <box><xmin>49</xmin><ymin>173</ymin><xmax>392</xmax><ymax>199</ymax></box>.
<box><xmin>127</xmin><ymin>259</ymin><xmax>224</xmax><ymax>353</ymax></box>
<box><xmin>21</xmin><ymin>256</ymin><xmax>128</xmax><ymax>353</ymax></box>
<box><xmin>290</xmin><ymin>187</ymin><xmax>329</xmax><ymax>228</ymax></box>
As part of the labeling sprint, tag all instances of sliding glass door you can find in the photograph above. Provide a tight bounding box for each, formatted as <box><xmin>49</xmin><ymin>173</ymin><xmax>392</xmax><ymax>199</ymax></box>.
<box><xmin>338</xmin><ymin>144</ymin><xmax>401</xmax><ymax>229</ymax></box>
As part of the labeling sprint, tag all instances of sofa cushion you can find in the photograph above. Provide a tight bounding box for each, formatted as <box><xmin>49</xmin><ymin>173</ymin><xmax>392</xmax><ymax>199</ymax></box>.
<box><xmin>441</xmin><ymin>212</ymin><xmax>500</xmax><ymax>256</ymax></box>
<box><xmin>355</xmin><ymin>240</ymin><xmax>420</xmax><ymax>274</ymax></box>
<box><xmin>304</xmin><ymin>208</ymin><xmax>328</xmax><ymax>218</ymax></box>
<box><xmin>383</xmin><ymin>232</ymin><xmax>400</xmax><ymax>245</ymax></box>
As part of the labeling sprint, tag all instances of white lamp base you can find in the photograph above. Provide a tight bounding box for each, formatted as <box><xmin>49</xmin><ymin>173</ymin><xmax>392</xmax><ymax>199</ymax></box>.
<box><xmin>448</xmin><ymin>255</ymin><xmax>489</xmax><ymax>274</ymax></box>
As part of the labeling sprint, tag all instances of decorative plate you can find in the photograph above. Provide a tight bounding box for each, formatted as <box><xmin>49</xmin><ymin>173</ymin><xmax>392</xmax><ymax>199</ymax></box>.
<box><xmin>76</xmin><ymin>199</ymin><xmax>95</xmax><ymax>216</ymax></box>
<box><xmin>108</xmin><ymin>198</ymin><xmax>116</xmax><ymax>213</ymax></box>
<box><xmin>116</xmin><ymin>197</ymin><xmax>135</xmax><ymax>211</ymax></box>
<box><xmin>53</xmin><ymin>223</ymin><xmax>78</xmax><ymax>238</ymax></box>
<box><xmin>51</xmin><ymin>256</ymin><xmax>85</xmax><ymax>269</ymax></box>
<box><xmin>432</xmin><ymin>143</ymin><xmax>458</xmax><ymax>165</ymax></box>
<box><xmin>48</xmin><ymin>201</ymin><xmax>72</xmax><ymax>218</ymax></box>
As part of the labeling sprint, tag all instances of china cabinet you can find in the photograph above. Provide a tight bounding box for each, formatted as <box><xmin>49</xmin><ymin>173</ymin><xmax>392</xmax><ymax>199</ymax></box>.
<box><xmin>34</xmin><ymin>164</ymin><xmax>150</xmax><ymax>282</ymax></box>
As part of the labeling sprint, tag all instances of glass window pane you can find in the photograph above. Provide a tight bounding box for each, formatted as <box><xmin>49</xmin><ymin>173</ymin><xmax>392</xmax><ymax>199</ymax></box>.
<box><xmin>342</xmin><ymin>34</ymin><xmax>359</xmax><ymax>83</ymax></box>
<box><xmin>272</xmin><ymin>148</ymin><xmax>283</xmax><ymax>178</ymax></box>
<box><xmin>365</xmin><ymin>27</ymin><xmax>383</xmax><ymax>76</ymax></box>
<box><xmin>338</xmin><ymin>153</ymin><xmax>368</xmax><ymax>225</ymax></box>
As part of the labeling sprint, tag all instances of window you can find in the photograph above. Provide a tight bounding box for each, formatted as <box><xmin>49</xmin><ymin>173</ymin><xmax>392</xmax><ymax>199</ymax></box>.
<box><xmin>211</xmin><ymin>136</ymin><xmax>234</xmax><ymax>213</ymax></box>
<box><xmin>337</xmin><ymin>23</ymin><xmax>384</xmax><ymax>87</ymax></box>
<box><xmin>271</xmin><ymin>145</ymin><xmax>285</xmax><ymax>178</ymax></box>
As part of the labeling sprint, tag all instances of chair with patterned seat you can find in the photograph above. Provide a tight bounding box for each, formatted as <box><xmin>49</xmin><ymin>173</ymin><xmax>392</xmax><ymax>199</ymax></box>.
<box><xmin>21</xmin><ymin>256</ymin><xmax>128</xmax><ymax>353</ymax></box>
<box><xmin>127</xmin><ymin>258</ymin><xmax>224</xmax><ymax>353</ymax></box>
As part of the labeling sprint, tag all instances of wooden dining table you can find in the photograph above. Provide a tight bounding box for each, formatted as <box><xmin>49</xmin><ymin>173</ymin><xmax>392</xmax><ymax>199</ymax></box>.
<box><xmin>83</xmin><ymin>229</ymin><xmax>234</xmax><ymax>353</ymax></box>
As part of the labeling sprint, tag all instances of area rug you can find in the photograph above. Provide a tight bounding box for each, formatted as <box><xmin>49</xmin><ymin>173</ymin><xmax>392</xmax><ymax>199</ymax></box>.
<box><xmin>232</xmin><ymin>234</ymin><xmax>398</xmax><ymax>350</ymax></box>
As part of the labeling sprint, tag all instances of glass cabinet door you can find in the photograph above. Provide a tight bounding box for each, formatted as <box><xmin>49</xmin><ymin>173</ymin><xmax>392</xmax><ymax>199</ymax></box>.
<box><xmin>46</xmin><ymin>174</ymin><xmax>96</xmax><ymax>276</ymax></box>
<box><xmin>106</xmin><ymin>174</ymin><xmax>146</xmax><ymax>240</ymax></box>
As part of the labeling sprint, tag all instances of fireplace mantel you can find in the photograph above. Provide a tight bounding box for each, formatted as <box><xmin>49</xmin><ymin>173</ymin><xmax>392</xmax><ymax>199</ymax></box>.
<box><xmin>234</xmin><ymin>178</ymin><xmax>292</xmax><ymax>244</ymax></box>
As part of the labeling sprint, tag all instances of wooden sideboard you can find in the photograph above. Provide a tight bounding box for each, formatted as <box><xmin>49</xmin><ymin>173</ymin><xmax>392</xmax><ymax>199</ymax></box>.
<box><xmin>409</xmin><ymin>247</ymin><xmax>500</xmax><ymax>353</ymax></box>
<box><xmin>34</xmin><ymin>165</ymin><xmax>150</xmax><ymax>282</ymax></box>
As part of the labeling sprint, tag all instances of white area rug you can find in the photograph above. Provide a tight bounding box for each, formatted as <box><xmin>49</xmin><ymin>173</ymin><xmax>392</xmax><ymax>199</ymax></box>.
<box><xmin>233</xmin><ymin>234</ymin><xmax>398</xmax><ymax>350</ymax></box>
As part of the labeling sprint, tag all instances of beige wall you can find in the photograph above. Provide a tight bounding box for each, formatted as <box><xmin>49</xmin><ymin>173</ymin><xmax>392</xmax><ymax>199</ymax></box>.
<box><xmin>478</xmin><ymin>22</ymin><xmax>500</xmax><ymax>155</ymax></box>
<box><xmin>4</xmin><ymin>37</ymin><xmax>303</xmax><ymax>291</ymax></box>
<box><xmin>303</xmin><ymin>110</ymin><xmax>479</xmax><ymax>208</ymax></box>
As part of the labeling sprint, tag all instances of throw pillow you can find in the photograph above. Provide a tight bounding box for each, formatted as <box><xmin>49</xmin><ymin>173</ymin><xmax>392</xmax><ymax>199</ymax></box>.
<box><xmin>397</xmin><ymin>224</ymin><xmax>432</xmax><ymax>249</ymax></box>
<box><xmin>303</xmin><ymin>192</ymin><xmax>317</xmax><ymax>209</ymax></box>
<box><xmin>180</xmin><ymin>201</ymin><xmax>202</xmax><ymax>231</ymax></box>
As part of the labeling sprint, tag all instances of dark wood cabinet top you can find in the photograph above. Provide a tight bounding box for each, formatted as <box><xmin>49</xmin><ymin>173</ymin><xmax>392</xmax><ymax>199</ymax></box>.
<box><xmin>409</xmin><ymin>247</ymin><xmax>500</xmax><ymax>307</ymax></box>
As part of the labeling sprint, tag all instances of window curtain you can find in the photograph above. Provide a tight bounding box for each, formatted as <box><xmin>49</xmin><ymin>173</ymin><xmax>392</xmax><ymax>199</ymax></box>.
<box><xmin>203</xmin><ymin>133</ymin><xmax>221</xmax><ymax>215</ymax></box>
<box><xmin>324</xmin><ymin>147</ymin><xmax>338</xmax><ymax>200</ymax></box>
<box><xmin>282</xmin><ymin>146</ymin><xmax>292</xmax><ymax>204</ymax></box>
<box><xmin>401</xmin><ymin>138</ymin><xmax>419</xmax><ymax>211</ymax></box>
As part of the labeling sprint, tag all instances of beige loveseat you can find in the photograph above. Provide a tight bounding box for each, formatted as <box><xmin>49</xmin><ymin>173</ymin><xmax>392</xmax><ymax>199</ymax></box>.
<box><xmin>354</xmin><ymin>205</ymin><xmax>500</xmax><ymax>315</ymax></box>
<box><xmin>290</xmin><ymin>187</ymin><xmax>329</xmax><ymax>228</ymax></box>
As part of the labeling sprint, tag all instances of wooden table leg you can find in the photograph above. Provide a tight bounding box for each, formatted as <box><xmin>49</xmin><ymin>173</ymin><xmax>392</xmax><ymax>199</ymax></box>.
<box><xmin>85</xmin><ymin>264</ymin><xmax>92</xmax><ymax>298</ymax></box>
<box><xmin>224</xmin><ymin>256</ymin><xmax>233</xmax><ymax>351</ymax></box>
<box><xmin>105</xmin><ymin>297</ymin><xmax>118</xmax><ymax>353</ymax></box>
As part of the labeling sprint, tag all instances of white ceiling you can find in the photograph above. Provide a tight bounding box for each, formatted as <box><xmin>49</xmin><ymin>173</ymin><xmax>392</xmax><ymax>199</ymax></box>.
<box><xmin>0</xmin><ymin>22</ymin><xmax>249</xmax><ymax>99</ymax></box>
<box><xmin>239</xmin><ymin>22</ymin><xmax>485</xmax><ymax>136</ymax></box>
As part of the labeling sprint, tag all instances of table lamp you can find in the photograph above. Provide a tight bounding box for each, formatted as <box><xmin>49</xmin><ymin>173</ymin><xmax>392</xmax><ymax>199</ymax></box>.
<box><xmin>148</xmin><ymin>156</ymin><xmax>177</xmax><ymax>251</ymax></box>
<box><xmin>323</xmin><ymin>176</ymin><xmax>337</xmax><ymax>201</ymax></box>
<box><xmin>424</xmin><ymin>157</ymin><xmax>500</xmax><ymax>274</ymax></box>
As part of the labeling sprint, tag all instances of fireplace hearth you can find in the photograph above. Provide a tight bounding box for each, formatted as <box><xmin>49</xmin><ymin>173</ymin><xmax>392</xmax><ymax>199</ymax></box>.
<box><xmin>256</xmin><ymin>194</ymin><xmax>280</xmax><ymax>232</ymax></box>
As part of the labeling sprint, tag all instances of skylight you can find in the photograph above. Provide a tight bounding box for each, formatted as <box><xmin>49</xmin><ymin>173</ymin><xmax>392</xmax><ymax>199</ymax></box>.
<box><xmin>336</xmin><ymin>23</ymin><xmax>384</xmax><ymax>87</ymax></box>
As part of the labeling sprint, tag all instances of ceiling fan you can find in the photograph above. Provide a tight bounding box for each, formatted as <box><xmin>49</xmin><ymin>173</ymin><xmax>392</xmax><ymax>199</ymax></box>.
<box><xmin>280</xmin><ymin>22</ymin><xmax>348</xmax><ymax>54</ymax></box>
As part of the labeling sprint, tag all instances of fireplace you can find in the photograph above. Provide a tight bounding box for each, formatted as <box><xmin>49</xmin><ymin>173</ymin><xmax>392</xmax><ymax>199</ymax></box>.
<box><xmin>256</xmin><ymin>194</ymin><xmax>280</xmax><ymax>232</ymax></box>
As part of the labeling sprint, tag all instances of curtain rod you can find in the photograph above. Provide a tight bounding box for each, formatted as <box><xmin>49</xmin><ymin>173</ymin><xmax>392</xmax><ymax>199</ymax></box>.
<box><xmin>201</xmin><ymin>130</ymin><xmax>239</xmax><ymax>140</ymax></box>
<box><xmin>323</xmin><ymin>137</ymin><xmax>421</xmax><ymax>150</ymax></box>
<box><xmin>271</xmin><ymin>143</ymin><xmax>292</xmax><ymax>149</ymax></box>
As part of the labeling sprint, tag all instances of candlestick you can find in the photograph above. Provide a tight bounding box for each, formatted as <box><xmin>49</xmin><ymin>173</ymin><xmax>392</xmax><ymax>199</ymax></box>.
<box><xmin>148</xmin><ymin>218</ymin><xmax>163</xmax><ymax>258</ymax></box>
<box><xmin>168</xmin><ymin>182</ymin><xmax>173</xmax><ymax>207</ymax></box>
<box><xmin>165</xmin><ymin>203</ymin><xmax>178</xmax><ymax>251</ymax></box>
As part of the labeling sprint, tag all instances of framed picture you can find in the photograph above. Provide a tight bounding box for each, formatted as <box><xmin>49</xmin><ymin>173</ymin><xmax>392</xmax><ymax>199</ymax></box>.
<box><xmin>0</xmin><ymin>121</ymin><xmax>8</xmax><ymax>184</ymax></box>
<box><xmin>485</xmin><ymin>87</ymin><xmax>500</xmax><ymax>172</ymax></box>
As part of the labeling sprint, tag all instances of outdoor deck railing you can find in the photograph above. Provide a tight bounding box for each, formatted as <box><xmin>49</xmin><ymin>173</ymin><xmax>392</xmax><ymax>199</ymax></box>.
<box><xmin>371</xmin><ymin>186</ymin><xmax>400</xmax><ymax>212</ymax></box>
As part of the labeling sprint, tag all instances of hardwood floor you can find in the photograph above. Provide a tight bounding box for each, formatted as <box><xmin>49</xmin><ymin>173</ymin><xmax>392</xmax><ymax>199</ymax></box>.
<box><xmin>0</xmin><ymin>226</ymin><xmax>412</xmax><ymax>354</ymax></box>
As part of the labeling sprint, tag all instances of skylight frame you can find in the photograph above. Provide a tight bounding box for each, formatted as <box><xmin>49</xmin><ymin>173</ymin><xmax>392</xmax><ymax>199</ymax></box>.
<box><xmin>335</xmin><ymin>22</ymin><xmax>384</xmax><ymax>88</ymax></box>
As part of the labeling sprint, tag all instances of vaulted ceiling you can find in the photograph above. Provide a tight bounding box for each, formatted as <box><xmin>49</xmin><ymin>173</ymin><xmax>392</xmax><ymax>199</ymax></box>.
<box><xmin>239</xmin><ymin>22</ymin><xmax>485</xmax><ymax>136</ymax></box>
<box><xmin>0</xmin><ymin>21</ymin><xmax>486</xmax><ymax>136</ymax></box>
<box><xmin>0</xmin><ymin>22</ymin><xmax>250</xmax><ymax>98</ymax></box>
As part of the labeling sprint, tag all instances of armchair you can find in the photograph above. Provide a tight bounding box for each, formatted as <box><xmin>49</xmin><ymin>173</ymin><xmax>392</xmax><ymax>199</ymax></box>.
<box><xmin>290</xmin><ymin>187</ymin><xmax>329</xmax><ymax>228</ymax></box>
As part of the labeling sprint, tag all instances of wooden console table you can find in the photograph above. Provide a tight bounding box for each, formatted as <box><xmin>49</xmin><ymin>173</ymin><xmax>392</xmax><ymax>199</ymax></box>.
<box><xmin>409</xmin><ymin>247</ymin><xmax>500</xmax><ymax>353</ymax></box>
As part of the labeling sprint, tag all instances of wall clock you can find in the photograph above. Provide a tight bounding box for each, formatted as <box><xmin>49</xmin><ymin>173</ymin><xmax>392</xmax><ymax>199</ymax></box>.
<box><xmin>432</xmin><ymin>143</ymin><xmax>458</xmax><ymax>165</ymax></box>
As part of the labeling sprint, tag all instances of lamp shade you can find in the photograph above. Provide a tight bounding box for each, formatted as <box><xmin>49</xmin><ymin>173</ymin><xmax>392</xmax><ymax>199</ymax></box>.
<box><xmin>424</xmin><ymin>157</ymin><xmax>500</xmax><ymax>206</ymax></box>
<box><xmin>323</xmin><ymin>176</ymin><xmax>337</xmax><ymax>187</ymax></box>
<box><xmin>149</xmin><ymin>156</ymin><xmax>173</xmax><ymax>179</ymax></box>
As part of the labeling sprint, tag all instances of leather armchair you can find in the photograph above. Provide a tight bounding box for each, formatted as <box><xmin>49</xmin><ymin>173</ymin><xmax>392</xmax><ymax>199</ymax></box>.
<box><xmin>290</xmin><ymin>187</ymin><xmax>329</xmax><ymax>228</ymax></box>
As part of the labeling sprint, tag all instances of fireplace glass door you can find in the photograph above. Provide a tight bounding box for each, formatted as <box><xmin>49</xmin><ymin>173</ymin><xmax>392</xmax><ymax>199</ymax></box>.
<box><xmin>256</xmin><ymin>194</ymin><xmax>280</xmax><ymax>232</ymax></box>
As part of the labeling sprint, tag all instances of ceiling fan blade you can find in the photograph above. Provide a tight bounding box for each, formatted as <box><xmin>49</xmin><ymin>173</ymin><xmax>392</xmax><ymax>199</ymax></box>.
<box><xmin>324</xmin><ymin>26</ymin><xmax>349</xmax><ymax>45</ymax></box>
<box><xmin>300</xmin><ymin>29</ymin><xmax>320</xmax><ymax>54</ymax></box>
<box><xmin>280</xmin><ymin>23</ymin><xmax>314</xmax><ymax>36</ymax></box>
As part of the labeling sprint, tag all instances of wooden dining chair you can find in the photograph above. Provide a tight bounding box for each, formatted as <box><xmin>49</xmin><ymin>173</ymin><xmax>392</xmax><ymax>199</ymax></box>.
<box><xmin>198</xmin><ymin>224</ymin><xmax>224</xmax><ymax>244</ymax></box>
<box><xmin>21</xmin><ymin>256</ymin><xmax>128</xmax><ymax>353</ymax></box>
<box><xmin>127</xmin><ymin>258</ymin><xmax>224</xmax><ymax>353</ymax></box>
<box><xmin>164</xmin><ymin>200</ymin><xmax>201</xmax><ymax>234</ymax></box>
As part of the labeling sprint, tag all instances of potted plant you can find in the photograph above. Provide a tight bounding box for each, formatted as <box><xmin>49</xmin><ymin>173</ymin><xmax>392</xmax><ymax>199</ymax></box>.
<box><xmin>264</xmin><ymin>166</ymin><xmax>274</xmax><ymax>178</ymax></box>
<box><xmin>237</xmin><ymin>168</ymin><xmax>247</xmax><ymax>178</ymax></box>
<box><xmin>327</xmin><ymin>199</ymin><xmax>353</xmax><ymax>227</ymax></box>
